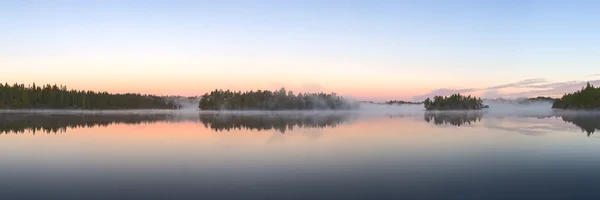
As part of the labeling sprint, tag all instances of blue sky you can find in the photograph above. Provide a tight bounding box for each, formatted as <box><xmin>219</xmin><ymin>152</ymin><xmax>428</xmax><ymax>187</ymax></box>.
<box><xmin>1</xmin><ymin>0</ymin><xmax>599</xmax><ymax>100</ymax></box>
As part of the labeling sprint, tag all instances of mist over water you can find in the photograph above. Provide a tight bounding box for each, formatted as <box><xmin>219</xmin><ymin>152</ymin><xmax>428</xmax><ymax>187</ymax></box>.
<box><xmin>326</xmin><ymin>101</ymin><xmax>557</xmax><ymax>117</ymax></box>
<box><xmin>356</xmin><ymin>100</ymin><xmax>562</xmax><ymax>117</ymax></box>
<box><xmin>2</xmin><ymin>98</ymin><xmax>599</xmax><ymax>200</ymax></box>
<box><xmin>2</xmin><ymin>102</ymin><xmax>600</xmax><ymax>200</ymax></box>
<box><xmin>0</xmin><ymin>100</ymin><xmax>568</xmax><ymax>117</ymax></box>
<box><xmin>163</xmin><ymin>96</ymin><xmax>201</xmax><ymax>110</ymax></box>
<box><xmin>1</xmin><ymin>101</ymin><xmax>598</xmax><ymax>136</ymax></box>
<box><xmin>482</xmin><ymin>100</ymin><xmax>554</xmax><ymax>116</ymax></box>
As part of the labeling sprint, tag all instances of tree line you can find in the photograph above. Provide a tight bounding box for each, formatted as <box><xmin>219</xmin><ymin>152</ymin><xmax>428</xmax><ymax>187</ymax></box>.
<box><xmin>423</xmin><ymin>94</ymin><xmax>485</xmax><ymax>110</ymax></box>
<box><xmin>198</xmin><ymin>88</ymin><xmax>359</xmax><ymax>110</ymax></box>
<box><xmin>0</xmin><ymin>83</ymin><xmax>181</xmax><ymax>109</ymax></box>
<box><xmin>552</xmin><ymin>82</ymin><xmax>600</xmax><ymax>109</ymax></box>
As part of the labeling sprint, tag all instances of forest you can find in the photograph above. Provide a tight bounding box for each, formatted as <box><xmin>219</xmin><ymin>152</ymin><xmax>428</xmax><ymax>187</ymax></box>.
<box><xmin>423</xmin><ymin>94</ymin><xmax>486</xmax><ymax>110</ymax></box>
<box><xmin>552</xmin><ymin>83</ymin><xmax>600</xmax><ymax>109</ymax></box>
<box><xmin>198</xmin><ymin>88</ymin><xmax>359</xmax><ymax>110</ymax></box>
<box><xmin>0</xmin><ymin>83</ymin><xmax>181</xmax><ymax>109</ymax></box>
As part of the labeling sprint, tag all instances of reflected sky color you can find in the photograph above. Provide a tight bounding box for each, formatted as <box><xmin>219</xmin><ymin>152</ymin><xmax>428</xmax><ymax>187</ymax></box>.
<box><xmin>2</xmin><ymin>111</ymin><xmax>600</xmax><ymax>199</ymax></box>
<box><xmin>2</xmin><ymin>1</ymin><xmax>600</xmax><ymax>100</ymax></box>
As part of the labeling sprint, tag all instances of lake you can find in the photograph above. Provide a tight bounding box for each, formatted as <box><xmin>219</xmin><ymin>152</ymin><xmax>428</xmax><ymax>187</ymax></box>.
<box><xmin>1</xmin><ymin>106</ymin><xmax>600</xmax><ymax>200</ymax></box>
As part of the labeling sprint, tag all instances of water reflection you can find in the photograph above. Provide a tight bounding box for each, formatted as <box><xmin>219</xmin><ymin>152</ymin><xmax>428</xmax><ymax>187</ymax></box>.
<box><xmin>0</xmin><ymin>112</ymin><xmax>355</xmax><ymax>134</ymax></box>
<box><xmin>198</xmin><ymin>113</ymin><xmax>353</xmax><ymax>133</ymax></box>
<box><xmin>512</xmin><ymin>113</ymin><xmax>600</xmax><ymax>136</ymax></box>
<box><xmin>422</xmin><ymin>111</ymin><xmax>600</xmax><ymax>136</ymax></box>
<box><xmin>2</xmin><ymin>111</ymin><xmax>600</xmax><ymax>200</ymax></box>
<box><xmin>0</xmin><ymin>113</ymin><xmax>173</xmax><ymax>134</ymax></box>
<box><xmin>558</xmin><ymin>114</ymin><xmax>600</xmax><ymax>136</ymax></box>
<box><xmin>423</xmin><ymin>111</ymin><xmax>483</xmax><ymax>126</ymax></box>
<box><xmin>1</xmin><ymin>111</ymin><xmax>599</xmax><ymax>137</ymax></box>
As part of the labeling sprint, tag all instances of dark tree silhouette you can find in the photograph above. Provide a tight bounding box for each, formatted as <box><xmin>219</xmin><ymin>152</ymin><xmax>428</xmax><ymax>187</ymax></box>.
<box><xmin>0</xmin><ymin>82</ymin><xmax>181</xmax><ymax>109</ymax></box>
<box><xmin>423</xmin><ymin>94</ymin><xmax>485</xmax><ymax>110</ymax></box>
<box><xmin>198</xmin><ymin>88</ymin><xmax>358</xmax><ymax>110</ymax></box>
<box><xmin>552</xmin><ymin>82</ymin><xmax>600</xmax><ymax>109</ymax></box>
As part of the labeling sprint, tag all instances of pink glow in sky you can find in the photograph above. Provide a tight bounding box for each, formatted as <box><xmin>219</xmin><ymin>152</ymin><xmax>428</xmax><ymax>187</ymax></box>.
<box><xmin>2</xmin><ymin>1</ymin><xmax>599</xmax><ymax>101</ymax></box>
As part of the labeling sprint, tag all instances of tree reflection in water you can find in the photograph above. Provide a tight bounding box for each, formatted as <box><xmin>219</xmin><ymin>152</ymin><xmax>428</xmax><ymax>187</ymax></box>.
<box><xmin>0</xmin><ymin>112</ymin><xmax>353</xmax><ymax>135</ymax></box>
<box><xmin>1</xmin><ymin>111</ymin><xmax>598</xmax><ymax>136</ymax></box>
<box><xmin>0</xmin><ymin>113</ymin><xmax>172</xmax><ymax>134</ymax></box>
<box><xmin>511</xmin><ymin>113</ymin><xmax>600</xmax><ymax>136</ymax></box>
<box><xmin>423</xmin><ymin>111</ymin><xmax>600</xmax><ymax>137</ymax></box>
<box><xmin>424</xmin><ymin>111</ymin><xmax>483</xmax><ymax>126</ymax></box>
<box><xmin>558</xmin><ymin>114</ymin><xmax>600</xmax><ymax>136</ymax></box>
<box><xmin>198</xmin><ymin>113</ymin><xmax>352</xmax><ymax>133</ymax></box>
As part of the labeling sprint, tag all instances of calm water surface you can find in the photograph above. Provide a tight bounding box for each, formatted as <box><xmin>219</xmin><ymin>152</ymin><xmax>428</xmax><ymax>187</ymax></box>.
<box><xmin>1</xmin><ymin>109</ymin><xmax>600</xmax><ymax>200</ymax></box>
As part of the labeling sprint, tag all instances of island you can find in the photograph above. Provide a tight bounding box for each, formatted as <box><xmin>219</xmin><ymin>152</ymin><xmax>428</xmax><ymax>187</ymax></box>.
<box><xmin>423</xmin><ymin>94</ymin><xmax>486</xmax><ymax>110</ymax></box>
<box><xmin>552</xmin><ymin>82</ymin><xmax>600</xmax><ymax>109</ymax></box>
<box><xmin>0</xmin><ymin>82</ymin><xmax>181</xmax><ymax>109</ymax></box>
<box><xmin>198</xmin><ymin>88</ymin><xmax>359</xmax><ymax>110</ymax></box>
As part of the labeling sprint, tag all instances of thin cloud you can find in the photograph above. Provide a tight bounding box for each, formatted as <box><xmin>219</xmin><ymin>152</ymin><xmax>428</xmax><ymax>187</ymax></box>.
<box><xmin>504</xmin><ymin>80</ymin><xmax>600</xmax><ymax>97</ymax></box>
<box><xmin>486</xmin><ymin>78</ymin><xmax>548</xmax><ymax>90</ymax></box>
<box><xmin>412</xmin><ymin>78</ymin><xmax>600</xmax><ymax>100</ymax></box>
<box><xmin>412</xmin><ymin>78</ymin><xmax>548</xmax><ymax>101</ymax></box>
<box><xmin>526</xmin><ymin>81</ymin><xmax>580</xmax><ymax>89</ymax></box>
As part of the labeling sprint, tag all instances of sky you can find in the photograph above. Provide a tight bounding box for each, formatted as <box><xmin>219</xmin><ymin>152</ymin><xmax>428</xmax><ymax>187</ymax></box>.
<box><xmin>1</xmin><ymin>0</ymin><xmax>599</xmax><ymax>101</ymax></box>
